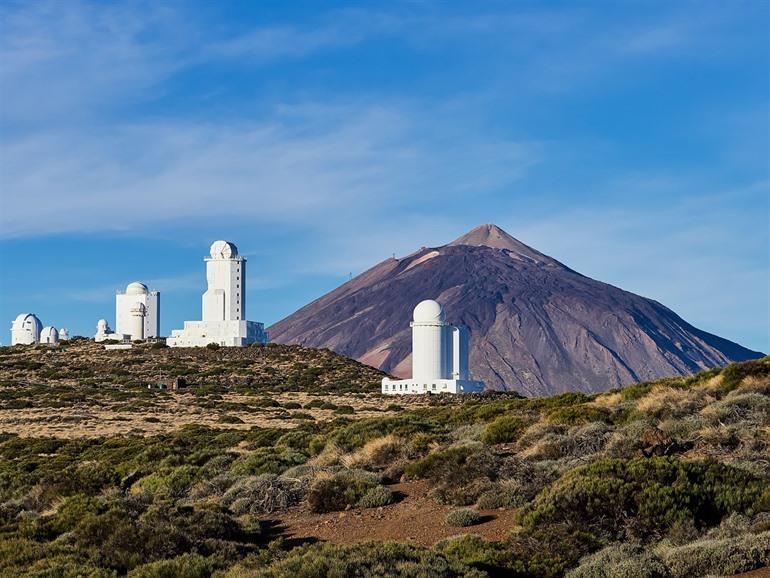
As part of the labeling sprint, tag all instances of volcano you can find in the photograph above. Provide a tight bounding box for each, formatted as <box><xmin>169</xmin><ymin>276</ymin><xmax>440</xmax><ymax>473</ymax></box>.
<box><xmin>268</xmin><ymin>224</ymin><xmax>763</xmax><ymax>395</ymax></box>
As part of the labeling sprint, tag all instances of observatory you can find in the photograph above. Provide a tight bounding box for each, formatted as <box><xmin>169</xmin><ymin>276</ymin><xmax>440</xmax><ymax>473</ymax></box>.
<box><xmin>11</xmin><ymin>313</ymin><xmax>43</xmax><ymax>345</ymax></box>
<box><xmin>40</xmin><ymin>326</ymin><xmax>59</xmax><ymax>345</ymax></box>
<box><xmin>166</xmin><ymin>241</ymin><xmax>268</xmax><ymax>347</ymax></box>
<box><xmin>381</xmin><ymin>300</ymin><xmax>485</xmax><ymax>395</ymax></box>
<box><xmin>116</xmin><ymin>282</ymin><xmax>160</xmax><ymax>339</ymax></box>
<box><xmin>94</xmin><ymin>281</ymin><xmax>159</xmax><ymax>342</ymax></box>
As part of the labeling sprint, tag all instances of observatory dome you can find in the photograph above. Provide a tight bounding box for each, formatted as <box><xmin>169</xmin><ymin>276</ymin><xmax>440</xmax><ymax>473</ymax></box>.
<box><xmin>413</xmin><ymin>300</ymin><xmax>445</xmax><ymax>323</ymax></box>
<box><xmin>210</xmin><ymin>240</ymin><xmax>238</xmax><ymax>260</ymax></box>
<box><xmin>12</xmin><ymin>313</ymin><xmax>42</xmax><ymax>332</ymax></box>
<box><xmin>40</xmin><ymin>326</ymin><xmax>59</xmax><ymax>343</ymax></box>
<box><xmin>97</xmin><ymin>319</ymin><xmax>109</xmax><ymax>331</ymax></box>
<box><xmin>125</xmin><ymin>282</ymin><xmax>149</xmax><ymax>295</ymax></box>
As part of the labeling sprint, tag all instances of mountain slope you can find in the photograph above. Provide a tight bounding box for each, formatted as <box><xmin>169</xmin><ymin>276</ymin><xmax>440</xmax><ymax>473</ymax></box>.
<box><xmin>269</xmin><ymin>224</ymin><xmax>763</xmax><ymax>395</ymax></box>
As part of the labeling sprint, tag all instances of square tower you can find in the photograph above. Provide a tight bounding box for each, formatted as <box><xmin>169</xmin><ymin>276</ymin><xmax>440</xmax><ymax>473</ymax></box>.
<box><xmin>203</xmin><ymin>240</ymin><xmax>245</xmax><ymax>322</ymax></box>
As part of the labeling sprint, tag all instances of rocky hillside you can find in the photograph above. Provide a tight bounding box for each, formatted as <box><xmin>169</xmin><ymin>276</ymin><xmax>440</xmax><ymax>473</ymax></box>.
<box><xmin>0</xmin><ymin>339</ymin><xmax>386</xmax><ymax>393</ymax></box>
<box><xmin>269</xmin><ymin>224</ymin><xmax>763</xmax><ymax>396</ymax></box>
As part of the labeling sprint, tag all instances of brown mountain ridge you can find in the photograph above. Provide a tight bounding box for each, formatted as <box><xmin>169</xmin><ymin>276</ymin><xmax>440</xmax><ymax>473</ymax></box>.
<box><xmin>269</xmin><ymin>224</ymin><xmax>763</xmax><ymax>396</ymax></box>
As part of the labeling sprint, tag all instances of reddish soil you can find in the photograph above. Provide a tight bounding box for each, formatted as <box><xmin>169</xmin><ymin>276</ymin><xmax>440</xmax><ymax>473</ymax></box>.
<box><xmin>732</xmin><ymin>569</ymin><xmax>770</xmax><ymax>578</ymax></box>
<box><xmin>269</xmin><ymin>480</ymin><xmax>520</xmax><ymax>546</ymax></box>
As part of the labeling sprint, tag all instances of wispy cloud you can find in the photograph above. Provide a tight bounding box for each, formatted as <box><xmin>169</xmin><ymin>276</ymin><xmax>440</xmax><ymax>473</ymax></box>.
<box><xmin>0</xmin><ymin>103</ymin><xmax>537</xmax><ymax>238</ymax></box>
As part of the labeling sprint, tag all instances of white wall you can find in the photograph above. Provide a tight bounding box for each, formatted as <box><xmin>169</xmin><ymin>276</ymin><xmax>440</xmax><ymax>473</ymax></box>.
<box><xmin>202</xmin><ymin>256</ymin><xmax>244</xmax><ymax>322</ymax></box>
<box><xmin>412</xmin><ymin>321</ymin><xmax>445</xmax><ymax>380</ymax></box>
<box><xmin>116</xmin><ymin>291</ymin><xmax>160</xmax><ymax>338</ymax></box>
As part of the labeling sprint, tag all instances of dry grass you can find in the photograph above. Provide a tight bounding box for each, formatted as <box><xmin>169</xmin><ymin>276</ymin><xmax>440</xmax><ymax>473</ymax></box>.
<box><xmin>635</xmin><ymin>386</ymin><xmax>709</xmax><ymax>415</ymax></box>
<box><xmin>341</xmin><ymin>434</ymin><xmax>404</xmax><ymax>469</ymax></box>
<box><xmin>590</xmin><ymin>391</ymin><xmax>624</xmax><ymax>410</ymax></box>
<box><xmin>0</xmin><ymin>392</ymin><xmax>416</xmax><ymax>438</ymax></box>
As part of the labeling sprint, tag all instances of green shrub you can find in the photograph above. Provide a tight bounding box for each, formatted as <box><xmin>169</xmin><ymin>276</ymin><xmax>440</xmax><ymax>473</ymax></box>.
<box><xmin>404</xmin><ymin>443</ymin><xmax>498</xmax><ymax>505</ymax></box>
<box><xmin>565</xmin><ymin>543</ymin><xmax>669</xmax><ymax>578</ymax></box>
<box><xmin>446</xmin><ymin>509</ymin><xmax>482</xmax><ymax>527</ymax></box>
<box><xmin>131</xmin><ymin>465</ymin><xmax>199</xmax><ymax>498</ymax></box>
<box><xmin>231</xmin><ymin>447</ymin><xmax>307</xmax><ymax>476</ymax></box>
<box><xmin>227</xmin><ymin>541</ymin><xmax>486</xmax><ymax>578</ymax></box>
<box><xmin>719</xmin><ymin>358</ymin><xmax>770</xmax><ymax>392</ymax></box>
<box><xmin>307</xmin><ymin>470</ymin><xmax>378</xmax><ymax>513</ymax></box>
<box><xmin>127</xmin><ymin>553</ymin><xmax>214</xmax><ymax>578</ymax></box>
<box><xmin>656</xmin><ymin>531</ymin><xmax>770</xmax><ymax>578</ymax></box>
<box><xmin>331</xmin><ymin>415</ymin><xmax>444</xmax><ymax>451</ymax></box>
<box><xmin>435</xmin><ymin>533</ymin><xmax>506</xmax><ymax>568</ymax></box>
<box><xmin>219</xmin><ymin>414</ymin><xmax>245</xmax><ymax>424</ymax></box>
<box><xmin>482</xmin><ymin>415</ymin><xmax>529</xmax><ymax>444</ymax></box>
<box><xmin>522</xmin><ymin>457</ymin><xmax>766</xmax><ymax>541</ymax></box>
<box><xmin>547</xmin><ymin>404</ymin><xmax>610</xmax><ymax>425</ymax></box>
<box><xmin>477</xmin><ymin>480</ymin><xmax>526</xmax><ymax>509</ymax></box>
<box><xmin>357</xmin><ymin>485</ymin><xmax>394</xmax><ymax>508</ymax></box>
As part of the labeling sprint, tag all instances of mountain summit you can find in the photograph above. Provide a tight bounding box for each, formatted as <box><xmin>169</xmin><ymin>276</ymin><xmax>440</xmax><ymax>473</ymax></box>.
<box><xmin>448</xmin><ymin>224</ymin><xmax>557</xmax><ymax>265</ymax></box>
<box><xmin>269</xmin><ymin>224</ymin><xmax>763</xmax><ymax>395</ymax></box>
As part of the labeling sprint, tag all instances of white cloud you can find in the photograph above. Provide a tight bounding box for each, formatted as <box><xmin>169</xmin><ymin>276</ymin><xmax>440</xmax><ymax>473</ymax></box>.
<box><xmin>0</xmin><ymin>104</ymin><xmax>537</xmax><ymax>238</ymax></box>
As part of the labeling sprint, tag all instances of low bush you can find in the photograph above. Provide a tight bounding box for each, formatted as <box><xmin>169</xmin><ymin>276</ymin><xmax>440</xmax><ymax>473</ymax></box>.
<box><xmin>566</xmin><ymin>543</ymin><xmax>669</xmax><ymax>578</ymax></box>
<box><xmin>127</xmin><ymin>553</ymin><xmax>215</xmax><ymax>578</ymax></box>
<box><xmin>481</xmin><ymin>415</ymin><xmax>529</xmax><ymax>444</ymax></box>
<box><xmin>476</xmin><ymin>480</ymin><xmax>527</xmax><ymax>509</ymax></box>
<box><xmin>446</xmin><ymin>509</ymin><xmax>482</xmax><ymax>527</ymax></box>
<box><xmin>656</xmin><ymin>530</ymin><xmax>770</xmax><ymax>578</ymax></box>
<box><xmin>405</xmin><ymin>443</ymin><xmax>499</xmax><ymax>506</ymax></box>
<box><xmin>226</xmin><ymin>541</ymin><xmax>486</xmax><ymax>578</ymax></box>
<box><xmin>522</xmin><ymin>457</ymin><xmax>766</xmax><ymax>541</ymax></box>
<box><xmin>307</xmin><ymin>470</ymin><xmax>379</xmax><ymax>513</ymax></box>
<box><xmin>331</xmin><ymin>415</ymin><xmax>444</xmax><ymax>452</ymax></box>
<box><xmin>221</xmin><ymin>474</ymin><xmax>307</xmax><ymax>515</ymax></box>
<box><xmin>547</xmin><ymin>404</ymin><xmax>610</xmax><ymax>426</ymax></box>
<box><xmin>357</xmin><ymin>485</ymin><xmax>395</xmax><ymax>508</ymax></box>
<box><xmin>230</xmin><ymin>447</ymin><xmax>307</xmax><ymax>476</ymax></box>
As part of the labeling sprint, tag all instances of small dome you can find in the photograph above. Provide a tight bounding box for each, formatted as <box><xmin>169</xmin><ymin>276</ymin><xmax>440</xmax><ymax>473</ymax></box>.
<box><xmin>97</xmin><ymin>319</ymin><xmax>109</xmax><ymax>330</ymax></box>
<box><xmin>413</xmin><ymin>299</ymin><xmax>445</xmax><ymax>323</ymax></box>
<box><xmin>125</xmin><ymin>281</ymin><xmax>148</xmax><ymax>295</ymax></box>
<box><xmin>40</xmin><ymin>326</ymin><xmax>59</xmax><ymax>340</ymax></box>
<box><xmin>59</xmin><ymin>328</ymin><xmax>70</xmax><ymax>339</ymax></box>
<box><xmin>210</xmin><ymin>240</ymin><xmax>238</xmax><ymax>260</ymax></box>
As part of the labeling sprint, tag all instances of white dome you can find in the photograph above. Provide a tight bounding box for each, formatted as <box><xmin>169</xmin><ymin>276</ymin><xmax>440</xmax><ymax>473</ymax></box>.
<box><xmin>125</xmin><ymin>281</ymin><xmax>148</xmax><ymax>295</ymax></box>
<box><xmin>97</xmin><ymin>319</ymin><xmax>109</xmax><ymax>330</ymax></box>
<box><xmin>40</xmin><ymin>326</ymin><xmax>59</xmax><ymax>340</ymax></box>
<box><xmin>413</xmin><ymin>299</ymin><xmax>445</xmax><ymax>323</ymax></box>
<box><xmin>12</xmin><ymin>313</ymin><xmax>42</xmax><ymax>332</ymax></box>
<box><xmin>59</xmin><ymin>328</ymin><xmax>70</xmax><ymax>339</ymax></box>
<box><xmin>209</xmin><ymin>240</ymin><xmax>238</xmax><ymax>260</ymax></box>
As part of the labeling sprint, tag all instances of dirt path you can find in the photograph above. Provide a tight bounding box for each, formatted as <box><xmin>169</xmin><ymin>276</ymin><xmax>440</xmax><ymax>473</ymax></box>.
<box><xmin>270</xmin><ymin>480</ymin><xmax>519</xmax><ymax>546</ymax></box>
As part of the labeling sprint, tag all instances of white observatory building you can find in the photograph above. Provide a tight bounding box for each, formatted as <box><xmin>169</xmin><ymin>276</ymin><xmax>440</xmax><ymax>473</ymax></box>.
<box><xmin>94</xmin><ymin>281</ymin><xmax>159</xmax><ymax>342</ymax></box>
<box><xmin>167</xmin><ymin>240</ymin><xmax>268</xmax><ymax>347</ymax></box>
<box><xmin>11</xmin><ymin>313</ymin><xmax>43</xmax><ymax>345</ymax></box>
<box><xmin>40</xmin><ymin>326</ymin><xmax>59</xmax><ymax>345</ymax></box>
<box><xmin>381</xmin><ymin>300</ymin><xmax>485</xmax><ymax>395</ymax></box>
<box><xmin>116</xmin><ymin>282</ymin><xmax>160</xmax><ymax>340</ymax></box>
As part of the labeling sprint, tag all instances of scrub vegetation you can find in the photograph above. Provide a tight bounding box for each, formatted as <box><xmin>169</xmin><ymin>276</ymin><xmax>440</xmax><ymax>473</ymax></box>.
<box><xmin>0</xmin><ymin>342</ymin><xmax>768</xmax><ymax>577</ymax></box>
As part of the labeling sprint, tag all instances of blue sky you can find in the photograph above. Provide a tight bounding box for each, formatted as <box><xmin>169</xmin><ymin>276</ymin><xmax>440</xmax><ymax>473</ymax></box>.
<box><xmin>0</xmin><ymin>1</ymin><xmax>768</xmax><ymax>352</ymax></box>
